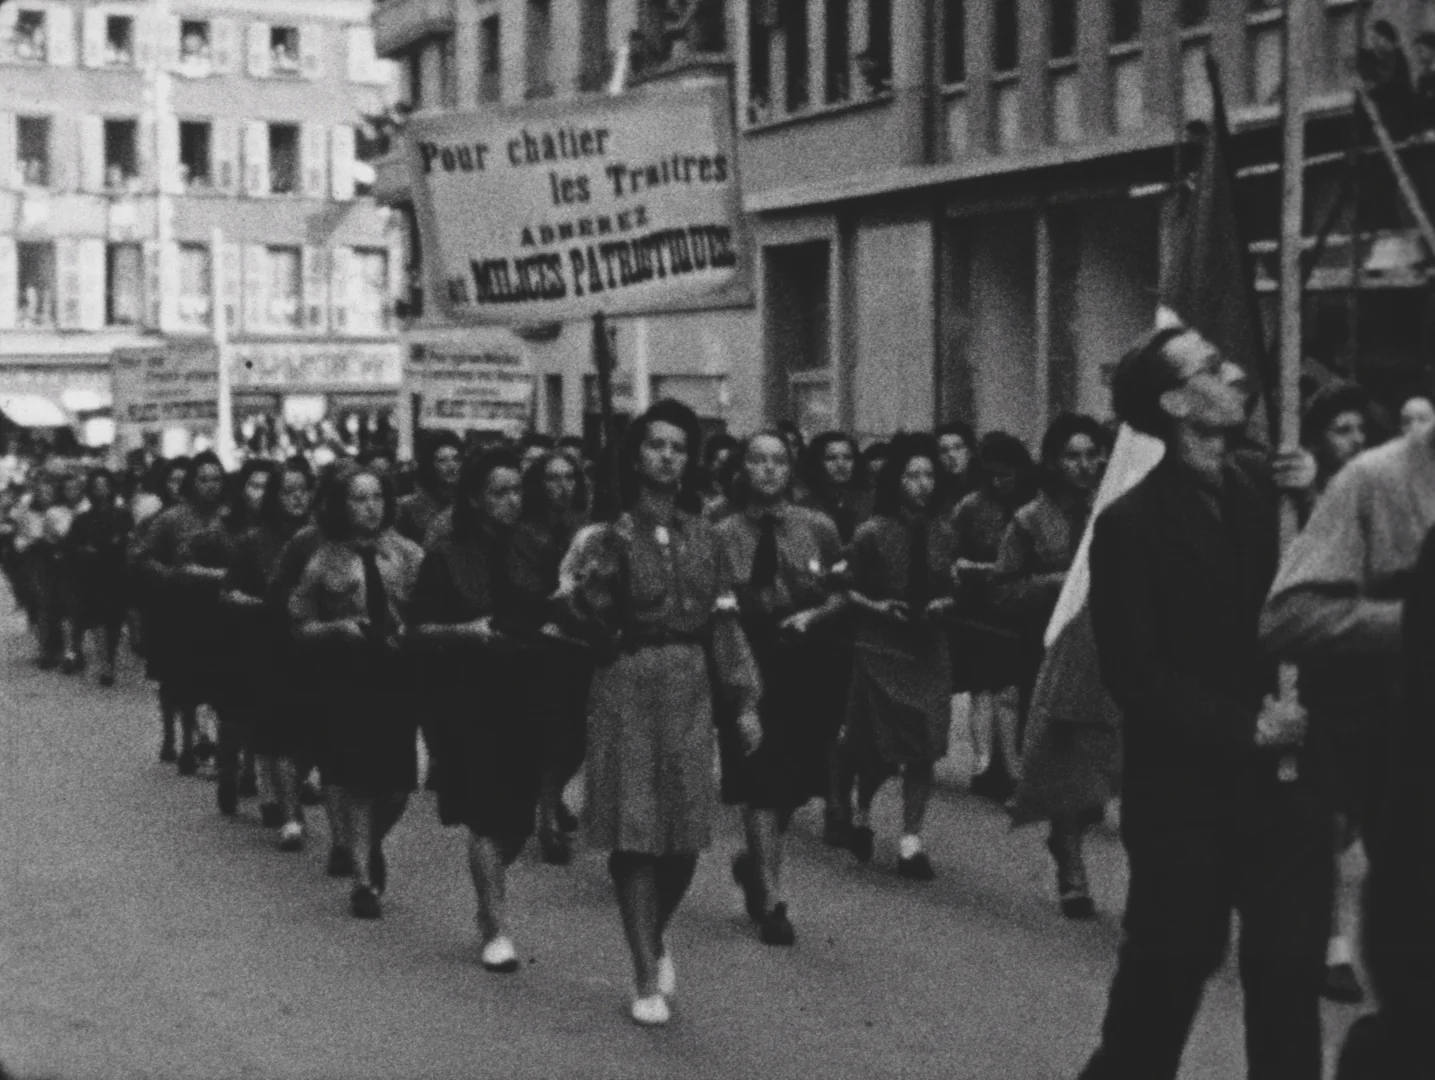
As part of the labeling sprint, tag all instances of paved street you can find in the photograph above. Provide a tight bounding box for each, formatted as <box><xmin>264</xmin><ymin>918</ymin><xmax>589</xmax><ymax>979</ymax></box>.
<box><xmin>0</xmin><ymin>606</ymin><xmax>1361</xmax><ymax>1080</ymax></box>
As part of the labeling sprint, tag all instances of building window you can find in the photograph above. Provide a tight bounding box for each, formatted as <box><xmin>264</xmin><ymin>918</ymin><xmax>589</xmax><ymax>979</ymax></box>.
<box><xmin>748</xmin><ymin>1</ymin><xmax>772</xmax><ymax>120</ymax></box>
<box><xmin>179</xmin><ymin>121</ymin><xmax>212</xmax><ymax>189</ymax></box>
<box><xmin>178</xmin><ymin>244</ymin><xmax>212</xmax><ymax>328</ymax></box>
<box><xmin>405</xmin><ymin>49</ymin><xmax>424</xmax><ymax>109</ymax></box>
<box><xmin>1177</xmin><ymin>0</ymin><xmax>1209</xmax><ymax>29</ymax></box>
<box><xmin>13</xmin><ymin>10</ymin><xmax>47</xmax><ymax>63</ymax></box>
<box><xmin>579</xmin><ymin>0</ymin><xmax>612</xmax><ymax>93</ymax></box>
<box><xmin>17</xmin><ymin>116</ymin><xmax>50</xmax><ymax>187</ymax></box>
<box><xmin>824</xmin><ymin>0</ymin><xmax>850</xmax><ymax>102</ymax></box>
<box><xmin>1050</xmin><ymin>0</ymin><xmax>1077</xmax><ymax>61</ymax></box>
<box><xmin>766</xmin><ymin>242</ymin><xmax>834</xmax><ymax>434</ymax></box>
<box><xmin>994</xmin><ymin>0</ymin><xmax>1019</xmax><ymax>73</ymax></box>
<box><xmin>265</xmin><ymin>246</ymin><xmax>302</xmax><ymax>329</ymax></box>
<box><xmin>106</xmin><ymin>244</ymin><xmax>144</xmax><ymax>326</ymax></box>
<box><xmin>479</xmin><ymin>15</ymin><xmax>502</xmax><ymax>102</ymax></box>
<box><xmin>785</xmin><ymin>3</ymin><xmax>809</xmax><ymax>111</ymax></box>
<box><xmin>860</xmin><ymin>0</ymin><xmax>892</xmax><ymax>94</ymax></box>
<box><xmin>105</xmin><ymin>16</ymin><xmax>135</xmax><ymax>66</ymax></box>
<box><xmin>104</xmin><ymin>119</ymin><xmax>139</xmax><ymax>191</ymax></box>
<box><xmin>271</xmin><ymin>26</ymin><xmax>301</xmax><ymax>74</ymax></box>
<box><xmin>944</xmin><ymin>0</ymin><xmax>966</xmax><ymax>83</ymax></box>
<box><xmin>525</xmin><ymin>0</ymin><xmax>554</xmax><ymax>99</ymax></box>
<box><xmin>16</xmin><ymin>242</ymin><xmax>56</xmax><ymax>328</ymax></box>
<box><xmin>1110</xmin><ymin>0</ymin><xmax>1141</xmax><ymax>45</ymax></box>
<box><xmin>180</xmin><ymin>20</ymin><xmax>211</xmax><ymax>65</ymax></box>
<box><xmin>350</xmin><ymin>249</ymin><xmax>390</xmax><ymax>333</ymax></box>
<box><xmin>268</xmin><ymin>123</ymin><xmax>299</xmax><ymax>195</ymax></box>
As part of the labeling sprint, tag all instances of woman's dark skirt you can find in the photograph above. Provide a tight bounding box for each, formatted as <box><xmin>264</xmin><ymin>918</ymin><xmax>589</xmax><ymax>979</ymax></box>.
<box><xmin>428</xmin><ymin>650</ymin><xmax>542</xmax><ymax>860</ymax></box>
<box><xmin>75</xmin><ymin>557</ymin><xmax>128</xmax><ymax>632</ymax></box>
<box><xmin>946</xmin><ymin>619</ymin><xmax>1028</xmax><ymax>694</ymax></box>
<box><xmin>314</xmin><ymin>643</ymin><xmax>418</xmax><ymax>794</ymax></box>
<box><xmin>532</xmin><ymin>638</ymin><xmax>591</xmax><ymax>778</ymax></box>
<box><xmin>719</xmin><ymin>631</ymin><xmax>851</xmax><ymax>811</ymax></box>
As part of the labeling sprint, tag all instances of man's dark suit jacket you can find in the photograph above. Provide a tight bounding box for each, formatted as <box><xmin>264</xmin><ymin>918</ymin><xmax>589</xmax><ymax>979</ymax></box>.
<box><xmin>1090</xmin><ymin>454</ymin><xmax>1281</xmax><ymax>821</ymax></box>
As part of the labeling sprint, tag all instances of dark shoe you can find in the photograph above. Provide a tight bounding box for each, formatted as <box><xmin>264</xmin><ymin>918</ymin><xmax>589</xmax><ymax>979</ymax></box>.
<box><xmin>98</xmin><ymin>671</ymin><xmax>115</xmax><ymax>688</ymax></box>
<box><xmin>327</xmin><ymin>846</ymin><xmax>355</xmax><ymax>877</ymax></box>
<box><xmin>539</xmin><ymin>829</ymin><xmax>572</xmax><ymax>866</ymax></box>
<box><xmin>1060</xmin><ymin>893</ymin><xmax>1097</xmax><ymax>920</ymax></box>
<box><xmin>731</xmin><ymin>852</ymin><xmax>767</xmax><ymax>923</ymax></box>
<box><xmin>349</xmin><ymin>885</ymin><xmax>381</xmax><ymax>919</ymax></box>
<box><xmin>758</xmin><ymin>902</ymin><xmax>796</xmax><ymax>947</ymax></box>
<box><xmin>368</xmin><ymin>845</ymin><xmax>387</xmax><ymax>896</ymax></box>
<box><xmin>36</xmin><ymin>654</ymin><xmax>60</xmax><ymax>671</ymax></box>
<box><xmin>556</xmin><ymin>801</ymin><xmax>580</xmax><ymax>834</ymax></box>
<box><xmin>299</xmin><ymin>780</ymin><xmax>322</xmax><ymax>806</ymax></box>
<box><xmin>822</xmin><ymin>810</ymin><xmax>852</xmax><ymax>849</ymax></box>
<box><xmin>897</xmin><ymin>852</ymin><xmax>936</xmax><ymax>881</ymax></box>
<box><xmin>969</xmin><ymin>768</ymin><xmax>1015</xmax><ymax>802</ymax></box>
<box><xmin>237</xmin><ymin>772</ymin><xmax>258</xmax><ymax>798</ymax></box>
<box><xmin>848</xmin><ymin>826</ymin><xmax>875</xmax><ymax>865</ymax></box>
<box><xmin>177</xmin><ymin>749</ymin><xmax>197</xmax><ymax>776</ymax></box>
<box><xmin>216</xmin><ymin>775</ymin><xmax>238</xmax><ymax>816</ymax></box>
<box><xmin>193</xmin><ymin>737</ymin><xmax>216</xmax><ymax>764</ymax></box>
<box><xmin>1322</xmin><ymin>962</ymin><xmax>1365</xmax><ymax>1005</ymax></box>
<box><xmin>277</xmin><ymin>822</ymin><xmax>304</xmax><ymax>852</ymax></box>
<box><xmin>259</xmin><ymin>802</ymin><xmax>284</xmax><ymax>830</ymax></box>
<box><xmin>60</xmin><ymin>654</ymin><xmax>82</xmax><ymax>675</ymax></box>
<box><xmin>159</xmin><ymin>742</ymin><xmax>177</xmax><ymax>764</ymax></box>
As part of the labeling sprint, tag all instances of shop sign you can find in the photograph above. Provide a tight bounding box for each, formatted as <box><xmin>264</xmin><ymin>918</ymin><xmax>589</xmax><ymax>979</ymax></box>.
<box><xmin>406</xmin><ymin>78</ymin><xmax>750</xmax><ymax>325</ymax></box>
<box><xmin>227</xmin><ymin>343</ymin><xmax>403</xmax><ymax>389</ymax></box>
<box><xmin>111</xmin><ymin>343</ymin><xmax>219</xmax><ymax>441</ymax></box>
<box><xmin>409</xmin><ymin>341</ymin><xmax>534</xmax><ymax>432</ymax></box>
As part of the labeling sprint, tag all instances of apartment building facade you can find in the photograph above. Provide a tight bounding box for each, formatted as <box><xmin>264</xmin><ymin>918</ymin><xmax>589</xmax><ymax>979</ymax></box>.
<box><xmin>0</xmin><ymin>0</ymin><xmax>403</xmax><ymax>446</ymax></box>
<box><xmin>372</xmin><ymin>0</ymin><xmax>761</xmax><ymax>443</ymax></box>
<box><xmin>741</xmin><ymin>0</ymin><xmax>1433</xmax><ymax>444</ymax></box>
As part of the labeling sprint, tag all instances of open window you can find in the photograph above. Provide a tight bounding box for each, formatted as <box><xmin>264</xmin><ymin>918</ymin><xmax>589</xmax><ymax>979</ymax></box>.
<box><xmin>265</xmin><ymin>246</ymin><xmax>303</xmax><ymax>328</ymax></box>
<box><xmin>180</xmin><ymin>19</ymin><xmax>211</xmax><ymax>65</ymax></box>
<box><xmin>104</xmin><ymin>119</ymin><xmax>140</xmax><ymax>191</ymax></box>
<box><xmin>17</xmin><ymin>116</ymin><xmax>51</xmax><ymax>187</ymax></box>
<box><xmin>105</xmin><ymin>15</ymin><xmax>135</xmax><ymax>66</ymax></box>
<box><xmin>106</xmin><ymin>244</ymin><xmax>144</xmax><ymax>326</ymax></box>
<box><xmin>268</xmin><ymin>123</ymin><xmax>299</xmax><ymax>195</ymax></box>
<box><xmin>178</xmin><ymin>244</ymin><xmax>212</xmax><ymax>328</ymax></box>
<box><xmin>17</xmin><ymin>242</ymin><xmax>56</xmax><ymax>327</ymax></box>
<box><xmin>180</xmin><ymin>121</ymin><xmax>212</xmax><ymax>189</ymax></box>
<box><xmin>14</xmin><ymin>10</ymin><xmax>48</xmax><ymax>63</ymax></box>
<box><xmin>271</xmin><ymin>25</ymin><xmax>300</xmax><ymax>74</ymax></box>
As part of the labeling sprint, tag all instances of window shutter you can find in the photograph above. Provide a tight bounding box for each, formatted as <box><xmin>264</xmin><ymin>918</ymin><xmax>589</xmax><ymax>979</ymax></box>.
<box><xmin>157</xmin><ymin>241</ymin><xmax>179</xmax><ymax>330</ymax></box>
<box><xmin>212</xmin><ymin>120</ymin><xmax>240</xmax><ymax>194</ymax></box>
<box><xmin>301</xmin><ymin>122</ymin><xmax>328</xmax><ymax>198</ymax></box>
<box><xmin>330</xmin><ymin>125</ymin><xmax>355</xmax><ymax>201</ymax></box>
<box><xmin>55</xmin><ymin>238</ymin><xmax>83</xmax><ymax>328</ymax></box>
<box><xmin>301</xmin><ymin>246</ymin><xmax>328</xmax><ymax>332</ymax></box>
<box><xmin>83</xmin><ymin>6</ymin><xmax>107</xmax><ymax>68</ymax></box>
<box><xmin>211</xmin><ymin>18</ymin><xmax>239</xmax><ymax>73</ymax></box>
<box><xmin>346</xmin><ymin>25</ymin><xmax>377</xmax><ymax>83</ymax></box>
<box><xmin>300</xmin><ymin>25</ymin><xmax>323</xmax><ymax>79</ymax></box>
<box><xmin>138</xmin><ymin>114</ymin><xmax>156</xmax><ymax>191</ymax></box>
<box><xmin>158</xmin><ymin>117</ymin><xmax>181</xmax><ymax>194</ymax></box>
<box><xmin>0</xmin><ymin>236</ymin><xmax>16</xmax><ymax>330</ymax></box>
<box><xmin>158</xmin><ymin>13</ymin><xmax>180</xmax><ymax>69</ymax></box>
<box><xmin>67</xmin><ymin>114</ymin><xmax>95</xmax><ymax>193</ymax></box>
<box><xmin>79</xmin><ymin>237</ymin><xmax>106</xmax><ymax>329</ymax></box>
<box><xmin>243</xmin><ymin>121</ymin><xmax>269</xmax><ymax>196</ymax></box>
<box><xmin>0</xmin><ymin>113</ymin><xmax>14</xmax><ymax>190</ymax></box>
<box><xmin>247</xmin><ymin>22</ymin><xmax>271</xmax><ymax>78</ymax></box>
<box><xmin>219</xmin><ymin>242</ymin><xmax>242</xmax><ymax>332</ymax></box>
<box><xmin>142</xmin><ymin>240</ymin><xmax>161</xmax><ymax>327</ymax></box>
<box><xmin>329</xmin><ymin>246</ymin><xmax>351</xmax><ymax>334</ymax></box>
<box><xmin>48</xmin><ymin>4</ymin><xmax>77</xmax><ymax>67</ymax></box>
<box><xmin>0</xmin><ymin>6</ymin><xmax>16</xmax><ymax>65</ymax></box>
<box><xmin>244</xmin><ymin>244</ymin><xmax>267</xmax><ymax>331</ymax></box>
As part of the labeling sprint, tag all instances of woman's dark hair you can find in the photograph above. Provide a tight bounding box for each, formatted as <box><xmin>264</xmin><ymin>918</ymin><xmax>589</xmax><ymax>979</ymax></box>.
<box><xmin>977</xmin><ymin>431</ymin><xmax>1037</xmax><ymax>504</ymax></box>
<box><xmin>1110</xmin><ymin>325</ymin><xmax>1191</xmax><ymax>439</ymax></box>
<box><xmin>728</xmin><ymin>431</ymin><xmax>794</xmax><ymax>510</ymax></box>
<box><xmin>259</xmin><ymin>456</ymin><xmax>315</xmax><ymax>531</ymax></box>
<box><xmin>146</xmin><ymin>455</ymin><xmax>189</xmax><ymax>506</ymax></box>
<box><xmin>703</xmin><ymin>432</ymin><xmax>738</xmax><ymax>471</ymax></box>
<box><xmin>872</xmin><ymin>432</ymin><xmax>942</xmax><ymax>517</ymax></box>
<box><xmin>84</xmin><ymin>467</ymin><xmax>116</xmax><ymax>506</ymax></box>
<box><xmin>934</xmin><ymin>420</ymin><xmax>977</xmax><ymax>459</ymax></box>
<box><xmin>1301</xmin><ymin>383</ymin><xmax>1371</xmax><ymax>449</ymax></box>
<box><xmin>414</xmin><ymin>430</ymin><xmax>463</xmax><ymax>493</ymax></box>
<box><xmin>802</xmin><ymin>431</ymin><xmax>868</xmax><ymax>495</ymax></box>
<box><xmin>1371</xmin><ymin>19</ymin><xmax>1399</xmax><ymax>44</ymax></box>
<box><xmin>180</xmin><ymin>451</ymin><xmax>225</xmax><ymax>502</ymax></box>
<box><xmin>617</xmin><ymin>398</ymin><xmax>705</xmax><ymax>514</ymax></box>
<box><xmin>452</xmin><ymin>447</ymin><xmax>524</xmax><ymax>542</ymax></box>
<box><xmin>1038</xmin><ymin>413</ymin><xmax>1109</xmax><ymax>493</ymax></box>
<box><xmin>315</xmin><ymin>462</ymin><xmax>397</xmax><ymax>541</ymax></box>
<box><xmin>229</xmin><ymin>459</ymin><xmax>277</xmax><ymax>533</ymax></box>
<box><xmin>521</xmin><ymin>448</ymin><xmax>588</xmax><ymax>522</ymax></box>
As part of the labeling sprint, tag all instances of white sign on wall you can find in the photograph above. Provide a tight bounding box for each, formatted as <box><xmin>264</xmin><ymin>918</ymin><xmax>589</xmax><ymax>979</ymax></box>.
<box><xmin>408</xmin><ymin>339</ymin><xmax>534</xmax><ymax>433</ymax></box>
<box><xmin>406</xmin><ymin>79</ymin><xmax>750</xmax><ymax>325</ymax></box>
<box><xmin>111</xmin><ymin>343</ymin><xmax>219</xmax><ymax>445</ymax></box>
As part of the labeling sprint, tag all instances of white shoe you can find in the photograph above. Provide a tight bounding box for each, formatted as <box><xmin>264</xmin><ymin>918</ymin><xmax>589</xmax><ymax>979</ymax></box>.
<box><xmin>480</xmin><ymin>935</ymin><xmax>520</xmax><ymax>974</ymax></box>
<box><xmin>657</xmin><ymin>953</ymin><xmax>676</xmax><ymax>998</ymax></box>
<box><xmin>277</xmin><ymin>822</ymin><xmax>304</xmax><ymax>851</ymax></box>
<box><xmin>630</xmin><ymin>993</ymin><xmax>670</xmax><ymax>1026</ymax></box>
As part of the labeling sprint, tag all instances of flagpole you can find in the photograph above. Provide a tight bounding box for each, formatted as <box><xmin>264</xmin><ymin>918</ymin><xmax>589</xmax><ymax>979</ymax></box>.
<box><xmin>1276</xmin><ymin>0</ymin><xmax>1310</xmax><ymax>780</ymax></box>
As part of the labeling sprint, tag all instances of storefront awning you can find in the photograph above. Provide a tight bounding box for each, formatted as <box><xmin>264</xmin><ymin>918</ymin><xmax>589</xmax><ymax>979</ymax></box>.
<box><xmin>0</xmin><ymin>394</ymin><xmax>69</xmax><ymax>428</ymax></box>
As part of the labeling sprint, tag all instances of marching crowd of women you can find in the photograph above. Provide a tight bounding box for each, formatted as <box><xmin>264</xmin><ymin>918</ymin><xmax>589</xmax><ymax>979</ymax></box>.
<box><xmin>44</xmin><ymin>386</ymin><xmax>1435</xmax><ymax>1033</ymax></box>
